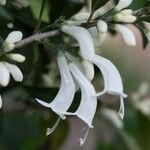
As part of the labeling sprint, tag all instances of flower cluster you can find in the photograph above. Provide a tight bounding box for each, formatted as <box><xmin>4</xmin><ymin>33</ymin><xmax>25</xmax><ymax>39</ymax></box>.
<box><xmin>0</xmin><ymin>31</ymin><xmax>25</xmax><ymax>108</ymax></box>
<box><xmin>36</xmin><ymin>0</ymin><xmax>138</xmax><ymax>145</ymax></box>
<box><xmin>36</xmin><ymin>0</ymin><xmax>139</xmax><ymax>145</ymax></box>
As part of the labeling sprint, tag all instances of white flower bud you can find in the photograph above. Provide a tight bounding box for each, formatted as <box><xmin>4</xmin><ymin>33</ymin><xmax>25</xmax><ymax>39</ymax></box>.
<box><xmin>122</xmin><ymin>15</ymin><xmax>136</xmax><ymax>23</ymax></box>
<box><xmin>115</xmin><ymin>0</ymin><xmax>133</xmax><ymax>11</ymax></box>
<box><xmin>120</xmin><ymin>9</ymin><xmax>133</xmax><ymax>15</ymax></box>
<box><xmin>113</xmin><ymin>13</ymin><xmax>124</xmax><ymax>22</ymax></box>
<box><xmin>7</xmin><ymin>53</ymin><xmax>26</xmax><ymax>63</ymax></box>
<box><xmin>5</xmin><ymin>31</ymin><xmax>23</xmax><ymax>43</ymax></box>
<box><xmin>2</xmin><ymin>41</ymin><xmax>15</xmax><ymax>52</ymax></box>
<box><xmin>146</xmin><ymin>31</ymin><xmax>150</xmax><ymax>41</ymax></box>
<box><xmin>0</xmin><ymin>0</ymin><xmax>6</xmax><ymax>6</ymax></box>
<box><xmin>0</xmin><ymin>95</ymin><xmax>2</xmax><ymax>109</ymax></box>
<box><xmin>82</xmin><ymin>60</ymin><xmax>94</xmax><ymax>81</ymax></box>
<box><xmin>72</xmin><ymin>12</ymin><xmax>90</xmax><ymax>21</ymax></box>
<box><xmin>97</xmin><ymin>20</ymin><xmax>108</xmax><ymax>33</ymax></box>
<box><xmin>115</xmin><ymin>24</ymin><xmax>136</xmax><ymax>46</ymax></box>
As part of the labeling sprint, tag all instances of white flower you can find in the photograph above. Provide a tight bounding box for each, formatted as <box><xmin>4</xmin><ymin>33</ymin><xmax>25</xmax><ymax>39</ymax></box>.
<box><xmin>115</xmin><ymin>24</ymin><xmax>136</xmax><ymax>46</ymax></box>
<box><xmin>64</xmin><ymin>62</ymin><xmax>97</xmax><ymax>145</ymax></box>
<box><xmin>0</xmin><ymin>95</ymin><xmax>2</xmax><ymax>108</ymax></box>
<box><xmin>115</xmin><ymin>0</ymin><xmax>133</xmax><ymax>11</ymax></box>
<box><xmin>61</xmin><ymin>25</ymin><xmax>95</xmax><ymax>61</ymax></box>
<box><xmin>62</xmin><ymin>25</ymin><xmax>127</xmax><ymax>119</ymax></box>
<box><xmin>0</xmin><ymin>0</ymin><xmax>6</xmax><ymax>6</ymax></box>
<box><xmin>93</xmin><ymin>54</ymin><xmax>127</xmax><ymax>119</ymax></box>
<box><xmin>3</xmin><ymin>31</ymin><xmax>23</xmax><ymax>52</ymax></box>
<box><xmin>36</xmin><ymin>53</ymin><xmax>76</xmax><ymax>120</ymax></box>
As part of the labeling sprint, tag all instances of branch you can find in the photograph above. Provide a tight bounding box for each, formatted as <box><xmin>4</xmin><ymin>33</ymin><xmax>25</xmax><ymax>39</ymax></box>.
<box><xmin>15</xmin><ymin>29</ymin><xmax>61</xmax><ymax>49</ymax></box>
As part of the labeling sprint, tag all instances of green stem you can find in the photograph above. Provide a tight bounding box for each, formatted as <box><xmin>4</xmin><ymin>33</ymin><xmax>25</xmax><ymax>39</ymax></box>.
<box><xmin>34</xmin><ymin>0</ymin><xmax>46</xmax><ymax>34</ymax></box>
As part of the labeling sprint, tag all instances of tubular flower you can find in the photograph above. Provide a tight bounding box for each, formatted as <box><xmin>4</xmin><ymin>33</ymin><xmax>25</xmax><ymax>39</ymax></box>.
<box><xmin>36</xmin><ymin>53</ymin><xmax>76</xmax><ymax>120</ymax></box>
<box><xmin>93</xmin><ymin>55</ymin><xmax>127</xmax><ymax>119</ymax></box>
<box><xmin>115</xmin><ymin>24</ymin><xmax>136</xmax><ymax>46</ymax></box>
<box><xmin>62</xmin><ymin>25</ymin><xmax>127</xmax><ymax>119</ymax></box>
<box><xmin>115</xmin><ymin>0</ymin><xmax>133</xmax><ymax>11</ymax></box>
<box><xmin>64</xmin><ymin>62</ymin><xmax>97</xmax><ymax>145</ymax></box>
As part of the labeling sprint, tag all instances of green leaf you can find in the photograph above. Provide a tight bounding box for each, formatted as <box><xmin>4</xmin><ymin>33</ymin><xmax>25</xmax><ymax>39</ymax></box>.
<box><xmin>135</xmin><ymin>22</ymin><xmax>149</xmax><ymax>49</ymax></box>
<box><xmin>48</xmin><ymin>0</ymin><xmax>84</xmax><ymax>23</ymax></box>
<box><xmin>92</xmin><ymin>0</ymin><xmax>110</xmax><ymax>11</ymax></box>
<box><xmin>129</xmin><ymin>0</ymin><xmax>150</xmax><ymax>10</ymax></box>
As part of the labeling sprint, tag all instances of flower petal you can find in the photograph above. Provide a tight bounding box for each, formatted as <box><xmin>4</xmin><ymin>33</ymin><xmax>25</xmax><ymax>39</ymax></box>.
<box><xmin>4</xmin><ymin>63</ymin><xmax>23</xmax><ymax>82</ymax></box>
<box><xmin>61</xmin><ymin>25</ymin><xmax>95</xmax><ymax>61</ymax></box>
<box><xmin>65</xmin><ymin>63</ymin><xmax>97</xmax><ymax>128</ymax></box>
<box><xmin>93</xmin><ymin>54</ymin><xmax>126</xmax><ymax>97</ymax></box>
<box><xmin>5</xmin><ymin>31</ymin><xmax>23</xmax><ymax>43</ymax></box>
<box><xmin>36</xmin><ymin>53</ymin><xmax>75</xmax><ymax>119</ymax></box>
<box><xmin>93</xmin><ymin>54</ymin><xmax>126</xmax><ymax>119</ymax></box>
<box><xmin>0</xmin><ymin>62</ymin><xmax>10</xmax><ymax>86</ymax></box>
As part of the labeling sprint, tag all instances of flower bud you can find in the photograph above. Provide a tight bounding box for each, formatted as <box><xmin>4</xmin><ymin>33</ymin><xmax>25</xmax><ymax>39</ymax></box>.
<box><xmin>122</xmin><ymin>15</ymin><xmax>136</xmax><ymax>23</ymax></box>
<box><xmin>120</xmin><ymin>9</ymin><xmax>133</xmax><ymax>15</ymax></box>
<box><xmin>7</xmin><ymin>53</ymin><xmax>26</xmax><ymax>63</ymax></box>
<box><xmin>2</xmin><ymin>41</ymin><xmax>15</xmax><ymax>52</ymax></box>
<box><xmin>97</xmin><ymin>20</ymin><xmax>108</xmax><ymax>33</ymax></box>
<box><xmin>113</xmin><ymin>13</ymin><xmax>124</xmax><ymax>22</ymax></box>
<box><xmin>72</xmin><ymin>12</ymin><xmax>90</xmax><ymax>21</ymax></box>
<box><xmin>115</xmin><ymin>0</ymin><xmax>133</xmax><ymax>11</ymax></box>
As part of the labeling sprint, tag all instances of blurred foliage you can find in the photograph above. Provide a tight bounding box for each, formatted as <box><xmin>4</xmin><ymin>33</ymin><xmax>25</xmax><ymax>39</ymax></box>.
<box><xmin>0</xmin><ymin>0</ymin><xmax>150</xmax><ymax>150</ymax></box>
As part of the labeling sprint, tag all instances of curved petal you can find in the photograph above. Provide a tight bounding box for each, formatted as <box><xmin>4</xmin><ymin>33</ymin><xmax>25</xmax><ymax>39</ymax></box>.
<box><xmin>61</xmin><ymin>25</ymin><xmax>95</xmax><ymax>61</ymax></box>
<box><xmin>93</xmin><ymin>54</ymin><xmax>126</xmax><ymax>119</ymax></box>
<box><xmin>4</xmin><ymin>63</ymin><xmax>23</xmax><ymax>82</ymax></box>
<box><xmin>36</xmin><ymin>53</ymin><xmax>75</xmax><ymax>119</ymax></box>
<box><xmin>93</xmin><ymin>54</ymin><xmax>126</xmax><ymax>97</ymax></box>
<box><xmin>0</xmin><ymin>62</ymin><xmax>10</xmax><ymax>86</ymax></box>
<box><xmin>115</xmin><ymin>24</ymin><xmax>136</xmax><ymax>46</ymax></box>
<box><xmin>65</xmin><ymin>63</ymin><xmax>97</xmax><ymax>128</ymax></box>
<box><xmin>5</xmin><ymin>31</ymin><xmax>23</xmax><ymax>43</ymax></box>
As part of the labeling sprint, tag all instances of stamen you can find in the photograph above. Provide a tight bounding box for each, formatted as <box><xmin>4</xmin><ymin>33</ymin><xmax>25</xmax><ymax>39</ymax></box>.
<box><xmin>95</xmin><ymin>91</ymin><xmax>106</xmax><ymax>97</ymax></box>
<box><xmin>118</xmin><ymin>96</ymin><xmax>124</xmax><ymax>120</ymax></box>
<box><xmin>79</xmin><ymin>126</ymin><xmax>90</xmax><ymax>146</ymax></box>
<box><xmin>46</xmin><ymin>117</ymin><xmax>61</xmax><ymax>136</ymax></box>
